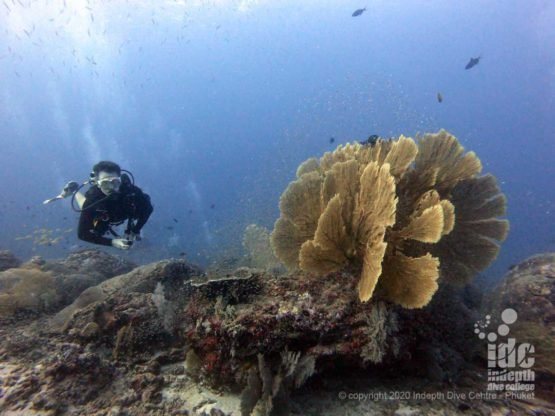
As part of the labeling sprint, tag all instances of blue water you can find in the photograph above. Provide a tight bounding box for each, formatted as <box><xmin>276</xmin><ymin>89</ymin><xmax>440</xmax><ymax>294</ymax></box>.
<box><xmin>1</xmin><ymin>0</ymin><xmax>554</xmax><ymax>281</ymax></box>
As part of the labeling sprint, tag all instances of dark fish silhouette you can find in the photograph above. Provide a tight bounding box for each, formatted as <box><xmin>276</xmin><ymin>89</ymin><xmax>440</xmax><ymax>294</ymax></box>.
<box><xmin>210</xmin><ymin>204</ymin><xmax>215</xmax><ymax>209</ymax></box>
<box><xmin>352</xmin><ymin>8</ymin><xmax>366</xmax><ymax>17</ymax></box>
<box><xmin>361</xmin><ymin>134</ymin><xmax>380</xmax><ymax>146</ymax></box>
<box><xmin>329</xmin><ymin>137</ymin><xmax>335</xmax><ymax>144</ymax></box>
<box><xmin>173</xmin><ymin>218</ymin><xmax>178</xmax><ymax>223</ymax></box>
<box><xmin>437</xmin><ymin>92</ymin><xmax>443</xmax><ymax>103</ymax></box>
<box><xmin>465</xmin><ymin>56</ymin><xmax>481</xmax><ymax>70</ymax></box>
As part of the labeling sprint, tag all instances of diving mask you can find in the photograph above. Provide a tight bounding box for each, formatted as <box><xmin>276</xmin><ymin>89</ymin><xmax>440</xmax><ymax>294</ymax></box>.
<box><xmin>97</xmin><ymin>176</ymin><xmax>121</xmax><ymax>195</ymax></box>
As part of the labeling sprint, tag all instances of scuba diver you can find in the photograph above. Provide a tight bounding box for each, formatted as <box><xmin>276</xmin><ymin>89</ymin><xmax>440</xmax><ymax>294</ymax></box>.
<box><xmin>46</xmin><ymin>161</ymin><xmax>153</xmax><ymax>250</ymax></box>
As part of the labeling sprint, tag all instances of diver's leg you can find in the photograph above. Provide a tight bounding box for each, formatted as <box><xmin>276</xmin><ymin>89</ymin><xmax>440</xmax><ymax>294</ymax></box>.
<box><xmin>74</xmin><ymin>192</ymin><xmax>86</xmax><ymax>209</ymax></box>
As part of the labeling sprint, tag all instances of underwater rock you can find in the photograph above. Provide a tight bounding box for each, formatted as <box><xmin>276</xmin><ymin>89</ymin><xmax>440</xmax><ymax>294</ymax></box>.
<box><xmin>58</xmin><ymin>259</ymin><xmax>203</xmax><ymax>358</ymax></box>
<box><xmin>183</xmin><ymin>268</ymin><xmax>485</xmax><ymax>395</ymax></box>
<box><xmin>43</xmin><ymin>249</ymin><xmax>136</xmax><ymax>305</ymax></box>
<box><xmin>183</xmin><ymin>270</ymin><xmax>396</xmax><ymax>396</ymax></box>
<box><xmin>0</xmin><ymin>250</ymin><xmax>21</xmax><ymax>271</ymax></box>
<box><xmin>44</xmin><ymin>249</ymin><xmax>135</xmax><ymax>278</ymax></box>
<box><xmin>0</xmin><ymin>250</ymin><xmax>136</xmax><ymax>319</ymax></box>
<box><xmin>488</xmin><ymin>253</ymin><xmax>555</xmax><ymax>377</ymax></box>
<box><xmin>0</xmin><ymin>267</ymin><xmax>60</xmax><ymax>316</ymax></box>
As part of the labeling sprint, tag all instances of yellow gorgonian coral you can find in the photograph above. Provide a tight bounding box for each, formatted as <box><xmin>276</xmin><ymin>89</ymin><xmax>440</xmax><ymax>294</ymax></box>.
<box><xmin>271</xmin><ymin>130</ymin><xmax>509</xmax><ymax>308</ymax></box>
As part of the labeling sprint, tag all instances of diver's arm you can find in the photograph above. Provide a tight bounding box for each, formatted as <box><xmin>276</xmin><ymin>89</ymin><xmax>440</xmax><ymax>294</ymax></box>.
<box><xmin>130</xmin><ymin>191</ymin><xmax>153</xmax><ymax>234</ymax></box>
<box><xmin>77</xmin><ymin>203</ymin><xmax>113</xmax><ymax>246</ymax></box>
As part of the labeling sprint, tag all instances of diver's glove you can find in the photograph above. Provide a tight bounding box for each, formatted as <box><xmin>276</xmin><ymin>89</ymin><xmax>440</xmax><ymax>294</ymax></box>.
<box><xmin>125</xmin><ymin>231</ymin><xmax>142</xmax><ymax>242</ymax></box>
<box><xmin>112</xmin><ymin>238</ymin><xmax>133</xmax><ymax>250</ymax></box>
<box><xmin>61</xmin><ymin>181</ymin><xmax>79</xmax><ymax>198</ymax></box>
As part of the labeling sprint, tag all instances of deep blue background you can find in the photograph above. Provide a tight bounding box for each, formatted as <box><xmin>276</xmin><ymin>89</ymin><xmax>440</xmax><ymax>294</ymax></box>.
<box><xmin>1</xmin><ymin>0</ymin><xmax>554</xmax><ymax>282</ymax></box>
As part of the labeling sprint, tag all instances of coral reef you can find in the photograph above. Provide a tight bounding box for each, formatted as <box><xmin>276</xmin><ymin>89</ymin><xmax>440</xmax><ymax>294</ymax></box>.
<box><xmin>52</xmin><ymin>258</ymin><xmax>202</xmax><ymax>335</ymax></box>
<box><xmin>1</xmin><ymin>252</ymin><xmax>554</xmax><ymax>415</ymax></box>
<box><xmin>44</xmin><ymin>249</ymin><xmax>136</xmax><ymax>304</ymax></box>
<box><xmin>180</xmin><ymin>267</ymin><xmax>494</xmax><ymax>409</ymax></box>
<box><xmin>271</xmin><ymin>130</ymin><xmax>509</xmax><ymax>307</ymax></box>
<box><xmin>0</xmin><ymin>250</ymin><xmax>135</xmax><ymax>319</ymax></box>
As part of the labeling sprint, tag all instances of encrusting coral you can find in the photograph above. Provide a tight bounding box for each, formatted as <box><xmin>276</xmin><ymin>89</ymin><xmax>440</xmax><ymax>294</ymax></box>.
<box><xmin>271</xmin><ymin>130</ymin><xmax>509</xmax><ymax>308</ymax></box>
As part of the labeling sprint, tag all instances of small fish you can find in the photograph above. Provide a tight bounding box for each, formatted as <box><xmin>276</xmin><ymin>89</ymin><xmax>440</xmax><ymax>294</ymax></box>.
<box><xmin>173</xmin><ymin>218</ymin><xmax>179</xmax><ymax>223</ymax></box>
<box><xmin>361</xmin><ymin>134</ymin><xmax>380</xmax><ymax>147</ymax></box>
<box><xmin>179</xmin><ymin>252</ymin><xmax>186</xmax><ymax>256</ymax></box>
<box><xmin>188</xmin><ymin>209</ymin><xmax>193</xmax><ymax>214</ymax></box>
<box><xmin>329</xmin><ymin>137</ymin><xmax>335</xmax><ymax>144</ymax></box>
<box><xmin>210</xmin><ymin>204</ymin><xmax>215</xmax><ymax>209</ymax></box>
<box><xmin>352</xmin><ymin>8</ymin><xmax>366</xmax><ymax>17</ymax></box>
<box><xmin>166</xmin><ymin>226</ymin><xmax>174</xmax><ymax>230</ymax></box>
<box><xmin>465</xmin><ymin>56</ymin><xmax>481</xmax><ymax>70</ymax></box>
<box><xmin>437</xmin><ymin>92</ymin><xmax>443</xmax><ymax>103</ymax></box>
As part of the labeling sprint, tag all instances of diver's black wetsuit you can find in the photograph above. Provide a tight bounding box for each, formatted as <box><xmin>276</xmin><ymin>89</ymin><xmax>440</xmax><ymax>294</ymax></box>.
<box><xmin>77</xmin><ymin>183</ymin><xmax>153</xmax><ymax>246</ymax></box>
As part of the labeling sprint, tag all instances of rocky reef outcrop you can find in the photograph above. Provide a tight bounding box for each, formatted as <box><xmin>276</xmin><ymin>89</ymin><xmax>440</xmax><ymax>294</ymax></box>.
<box><xmin>58</xmin><ymin>258</ymin><xmax>203</xmax><ymax>351</ymax></box>
<box><xmin>1</xmin><ymin>250</ymin><xmax>554</xmax><ymax>415</ymax></box>
<box><xmin>0</xmin><ymin>250</ymin><xmax>135</xmax><ymax>319</ymax></box>
<box><xmin>487</xmin><ymin>252</ymin><xmax>555</xmax><ymax>402</ymax></box>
